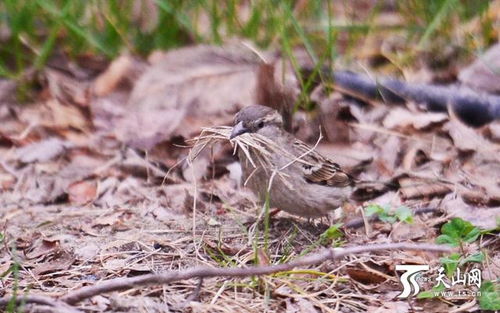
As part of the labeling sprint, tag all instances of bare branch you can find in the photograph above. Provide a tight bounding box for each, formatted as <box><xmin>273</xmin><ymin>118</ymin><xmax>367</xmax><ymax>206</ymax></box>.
<box><xmin>0</xmin><ymin>294</ymin><xmax>83</xmax><ymax>313</ymax></box>
<box><xmin>59</xmin><ymin>242</ymin><xmax>450</xmax><ymax>305</ymax></box>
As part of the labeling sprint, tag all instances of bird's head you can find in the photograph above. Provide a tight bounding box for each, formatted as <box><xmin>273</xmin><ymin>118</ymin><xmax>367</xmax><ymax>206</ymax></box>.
<box><xmin>230</xmin><ymin>105</ymin><xmax>284</xmax><ymax>139</ymax></box>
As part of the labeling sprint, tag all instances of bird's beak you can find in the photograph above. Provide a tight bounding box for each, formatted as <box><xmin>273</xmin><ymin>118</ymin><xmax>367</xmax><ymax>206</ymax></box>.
<box><xmin>230</xmin><ymin>121</ymin><xmax>248</xmax><ymax>139</ymax></box>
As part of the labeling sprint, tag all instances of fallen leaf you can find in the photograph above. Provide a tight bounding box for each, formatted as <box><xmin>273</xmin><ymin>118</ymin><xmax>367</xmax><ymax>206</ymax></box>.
<box><xmin>33</xmin><ymin>251</ymin><xmax>75</xmax><ymax>275</ymax></box>
<box><xmin>15</xmin><ymin>138</ymin><xmax>70</xmax><ymax>163</ymax></box>
<box><xmin>74</xmin><ymin>243</ymin><xmax>100</xmax><ymax>261</ymax></box>
<box><xmin>459</xmin><ymin>43</ymin><xmax>500</xmax><ymax>94</ymax></box>
<box><xmin>93</xmin><ymin>54</ymin><xmax>146</xmax><ymax>96</ymax></box>
<box><xmin>398</xmin><ymin>176</ymin><xmax>452</xmax><ymax>200</ymax></box>
<box><xmin>26</xmin><ymin>239</ymin><xmax>59</xmax><ymax>260</ymax></box>
<box><xmin>113</xmin><ymin>44</ymin><xmax>275</xmax><ymax>149</ymax></box>
<box><xmin>391</xmin><ymin>219</ymin><xmax>430</xmax><ymax>241</ymax></box>
<box><xmin>92</xmin><ymin>210</ymin><xmax>134</xmax><ymax>228</ymax></box>
<box><xmin>444</xmin><ymin>120</ymin><xmax>492</xmax><ymax>153</ymax></box>
<box><xmin>346</xmin><ymin>264</ymin><xmax>390</xmax><ymax>284</ymax></box>
<box><xmin>45</xmin><ymin>69</ymin><xmax>91</xmax><ymax>107</ymax></box>
<box><xmin>443</xmin><ymin>195</ymin><xmax>500</xmax><ymax>230</ymax></box>
<box><xmin>0</xmin><ymin>173</ymin><xmax>15</xmax><ymax>190</ymax></box>
<box><xmin>46</xmin><ymin>99</ymin><xmax>92</xmax><ymax>131</ymax></box>
<box><xmin>68</xmin><ymin>180</ymin><xmax>97</xmax><ymax>205</ymax></box>
<box><xmin>383</xmin><ymin>108</ymin><xmax>448</xmax><ymax>131</ymax></box>
<box><xmin>484</xmin><ymin>123</ymin><xmax>500</xmax><ymax>143</ymax></box>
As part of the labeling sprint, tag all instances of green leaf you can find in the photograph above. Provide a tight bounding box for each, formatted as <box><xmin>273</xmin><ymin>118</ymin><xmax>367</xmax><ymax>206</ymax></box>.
<box><xmin>463</xmin><ymin>227</ymin><xmax>481</xmax><ymax>243</ymax></box>
<box><xmin>435</xmin><ymin>234</ymin><xmax>460</xmax><ymax>247</ymax></box>
<box><xmin>416</xmin><ymin>290</ymin><xmax>435</xmax><ymax>299</ymax></box>
<box><xmin>319</xmin><ymin>223</ymin><xmax>344</xmax><ymax>244</ymax></box>
<box><xmin>479</xmin><ymin>281</ymin><xmax>500</xmax><ymax>310</ymax></box>
<box><xmin>436</xmin><ymin>218</ymin><xmax>481</xmax><ymax>246</ymax></box>
<box><xmin>459</xmin><ymin>252</ymin><xmax>485</xmax><ymax>266</ymax></box>
<box><xmin>395</xmin><ymin>206</ymin><xmax>414</xmax><ymax>223</ymax></box>
<box><xmin>365</xmin><ymin>204</ymin><xmax>411</xmax><ymax>224</ymax></box>
<box><xmin>440</xmin><ymin>253</ymin><xmax>460</xmax><ymax>277</ymax></box>
<box><xmin>365</xmin><ymin>204</ymin><xmax>384</xmax><ymax>216</ymax></box>
<box><xmin>417</xmin><ymin>284</ymin><xmax>446</xmax><ymax>299</ymax></box>
<box><xmin>379</xmin><ymin>213</ymin><xmax>397</xmax><ymax>224</ymax></box>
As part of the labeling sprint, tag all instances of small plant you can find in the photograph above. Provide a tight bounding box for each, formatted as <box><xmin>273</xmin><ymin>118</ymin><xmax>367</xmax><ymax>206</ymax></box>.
<box><xmin>430</xmin><ymin>217</ymin><xmax>497</xmax><ymax>308</ymax></box>
<box><xmin>435</xmin><ymin>218</ymin><xmax>481</xmax><ymax>250</ymax></box>
<box><xmin>364</xmin><ymin>204</ymin><xmax>414</xmax><ymax>224</ymax></box>
<box><xmin>319</xmin><ymin>223</ymin><xmax>344</xmax><ymax>245</ymax></box>
<box><xmin>416</xmin><ymin>284</ymin><xmax>446</xmax><ymax>299</ymax></box>
<box><xmin>479</xmin><ymin>280</ymin><xmax>500</xmax><ymax>310</ymax></box>
<box><xmin>439</xmin><ymin>252</ymin><xmax>484</xmax><ymax>277</ymax></box>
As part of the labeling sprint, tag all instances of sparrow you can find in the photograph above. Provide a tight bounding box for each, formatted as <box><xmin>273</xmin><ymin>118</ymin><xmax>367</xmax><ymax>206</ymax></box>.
<box><xmin>230</xmin><ymin>105</ymin><xmax>354</xmax><ymax>218</ymax></box>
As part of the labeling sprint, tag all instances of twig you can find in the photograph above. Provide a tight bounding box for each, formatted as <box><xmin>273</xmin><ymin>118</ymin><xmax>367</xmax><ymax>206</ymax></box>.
<box><xmin>0</xmin><ymin>295</ymin><xmax>83</xmax><ymax>313</ymax></box>
<box><xmin>58</xmin><ymin>242</ymin><xmax>450</xmax><ymax>305</ymax></box>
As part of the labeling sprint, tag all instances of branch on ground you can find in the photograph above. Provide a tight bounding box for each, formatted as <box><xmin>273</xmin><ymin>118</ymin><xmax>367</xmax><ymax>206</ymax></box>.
<box><xmin>303</xmin><ymin>68</ymin><xmax>500</xmax><ymax>128</ymax></box>
<box><xmin>0</xmin><ymin>295</ymin><xmax>83</xmax><ymax>313</ymax></box>
<box><xmin>0</xmin><ymin>242</ymin><xmax>451</xmax><ymax>308</ymax></box>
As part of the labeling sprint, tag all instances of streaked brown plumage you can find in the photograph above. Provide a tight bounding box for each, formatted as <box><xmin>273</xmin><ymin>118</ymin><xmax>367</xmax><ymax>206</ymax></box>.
<box><xmin>230</xmin><ymin>105</ymin><xmax>353</xmax><ymax>218</ymax></box>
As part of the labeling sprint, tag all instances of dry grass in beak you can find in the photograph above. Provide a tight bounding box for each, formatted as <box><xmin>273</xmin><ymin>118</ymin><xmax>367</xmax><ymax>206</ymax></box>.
<box><xmin>188</xmin><ymin>126</ymin><xmax>271</xmax><ymax>169</ymax></box>
<box><xmin>187</xmin><ymin>126</ymin><xmax>292</xmax><ymax>169</ymax></box>
<box><xmin>188</xmin><ymin>126</ymin><xmax>320</xmax><ymax>172</ymax></box>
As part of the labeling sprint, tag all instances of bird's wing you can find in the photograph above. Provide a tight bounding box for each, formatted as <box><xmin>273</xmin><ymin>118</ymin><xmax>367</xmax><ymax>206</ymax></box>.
<box><xmin>292</xmin><ymin>140</ymin><xmax>353</xmax><ymax>187</ymax></box>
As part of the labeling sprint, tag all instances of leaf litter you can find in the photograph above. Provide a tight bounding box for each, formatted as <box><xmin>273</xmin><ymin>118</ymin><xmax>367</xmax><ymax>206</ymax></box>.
<box><xmin>0</xmin><ymin>43</ymin><xmax>498</xmax><ymax>312</ymax></box>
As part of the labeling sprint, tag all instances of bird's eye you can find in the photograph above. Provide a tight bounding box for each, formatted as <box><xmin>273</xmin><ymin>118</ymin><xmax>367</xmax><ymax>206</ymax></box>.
<box><xmin>257</xmin><ymin>121</ymin><xmax>264</xmax><ymax>128</ymax></box>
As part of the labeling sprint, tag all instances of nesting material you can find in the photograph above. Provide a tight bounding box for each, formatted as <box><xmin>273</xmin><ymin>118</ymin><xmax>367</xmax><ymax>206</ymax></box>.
<box><xmin>188</xmin><ymin>126</ymin><xmax>315</xmax><ymax>171</ymax></box>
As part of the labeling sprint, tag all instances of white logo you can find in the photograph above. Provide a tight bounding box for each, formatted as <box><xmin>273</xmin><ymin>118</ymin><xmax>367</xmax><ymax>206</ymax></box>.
<box><xmin>396</xmin><ymin>265</ymin><xmax>429</xmax><ymax>298</ymax></box>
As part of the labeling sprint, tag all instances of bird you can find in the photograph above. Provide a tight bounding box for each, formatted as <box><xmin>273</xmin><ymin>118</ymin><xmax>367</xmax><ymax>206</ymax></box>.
<box><xmin>230</xmin><ymin>104</ymin><xmax>354</xmax><ymax>218</ymax></box>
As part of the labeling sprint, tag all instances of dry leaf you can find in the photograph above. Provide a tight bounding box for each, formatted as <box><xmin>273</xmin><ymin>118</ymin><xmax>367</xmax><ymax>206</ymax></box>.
<box><xmin>68</xmin><ymin>180</ymin><xmax>97</xmax><ymax>205</ymax></box>
<box><xmin>443</xmin><ymin>195</ymin><xmax>500</xmax><ymax>230</ymax></box>
<box><xmin>42</xmin><ymin>99</ymin><xmax>91</xmax><ymax>132</ymax></box>
<box><xmin>459</xmin><ymin>43</ymin><xmax>500</xmax><ymax>94</ymax></box>
<box><xmin>45</xmin><ymin>69</ymin><xmax>91</xmax><ymax>107</ymax></box>
<box><xmin>33</xmin><ymin>251</ymin><xmax>75</xmax><ymax>275</ymax></box>
<box><xmin>26</xmin><ymin>239</ymin><xmax>59</xmax><ymax>260</ymax></box>
<box><xmin>0</xmin><ymin>173</ymin><xmax>16</xmax><ymax>190</ymax></box>
<box><xmin>316</xmin><ymin>91</ymin><xmax>354</xmax><ymax>143</ymax></box>
<box><xmin>114</xmin><ymin>44</ymin><xmax>277</xmax><ymax>149</ymax></box>
<box><xmin>484</xmin><ymin>122</ymin><xmax>500</xmax><ymax>143</ymax></box>
<box><xmin>93</xmin><ymin>54</ymin><xmax>146</xmax><ymax>96</ymax></box>
<box><xmin>346</xmin><ymin>265</ymin><xmax>389</xmax><ymax>284</ymax></box>
<box><xmin>444</xmin><ymin>119</ymin><xmax>492</xmax><ymax>153</ymax></box>
<box><xmin>391</xmin><ymin>219</ymin><xmax>430</xmax><ymax>241</ymax></box>
<box><xmin>15</xmin><ymin>138</ymin><xmax>70</xmax><ymax>163</ymax></box>
<box><xmin>383</xmin><ymin>108</ymin><xmax>448</xmax><ymax>131</ymax></box>
<box><xmin>398</xmin><ymin>176</ymin><xmax>452</xmax><ymax>200</ymax></box>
